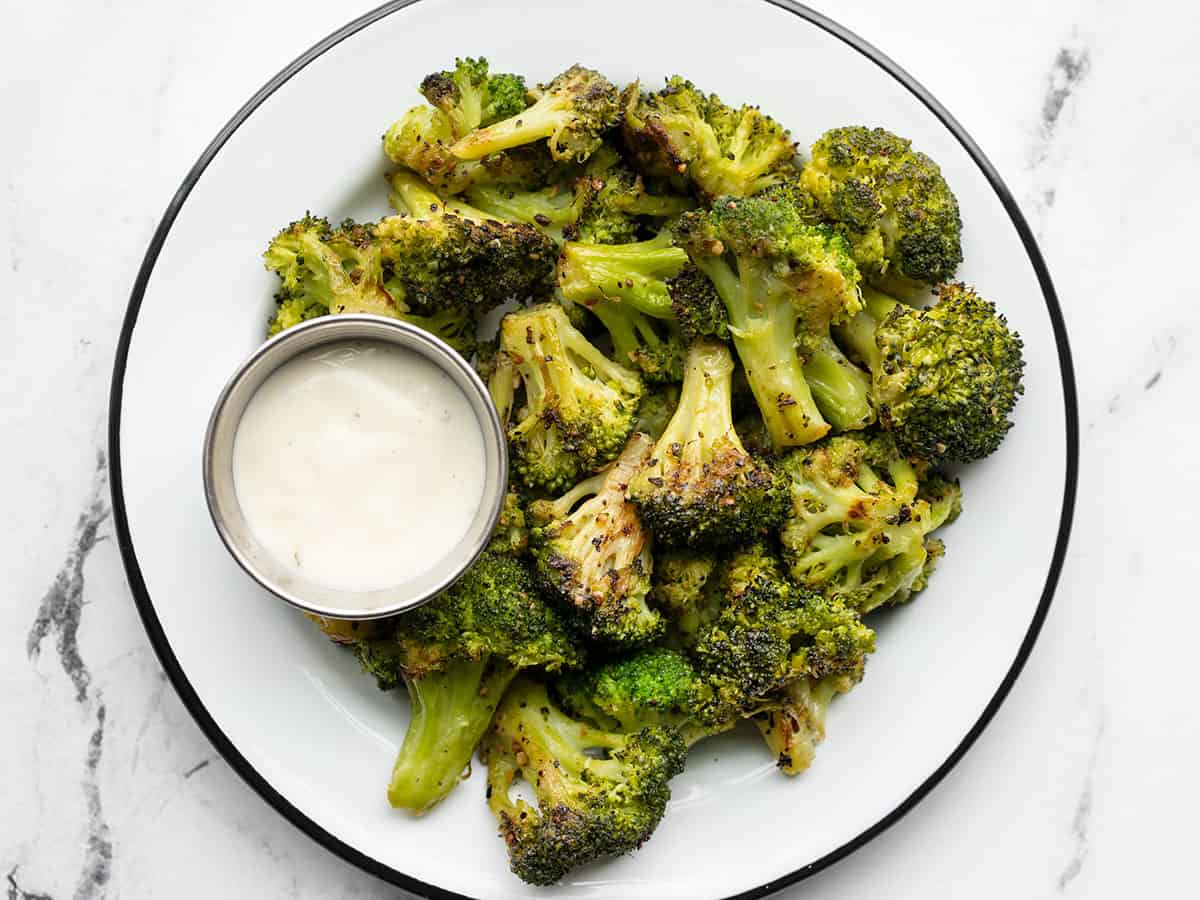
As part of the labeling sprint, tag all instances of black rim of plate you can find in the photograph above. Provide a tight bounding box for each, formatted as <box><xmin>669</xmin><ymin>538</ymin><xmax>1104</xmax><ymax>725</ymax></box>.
<box><xmin>108</xmin><ymin>1</ymin><xmax>1080</xmax><ymax>897</ymax></box>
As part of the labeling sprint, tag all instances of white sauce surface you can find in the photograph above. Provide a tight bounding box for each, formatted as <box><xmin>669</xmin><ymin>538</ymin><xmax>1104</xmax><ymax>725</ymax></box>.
<box><xmin>232</xmin><ymin>340</ymin><xmax>485</xmax><ymax>594</ymax></box>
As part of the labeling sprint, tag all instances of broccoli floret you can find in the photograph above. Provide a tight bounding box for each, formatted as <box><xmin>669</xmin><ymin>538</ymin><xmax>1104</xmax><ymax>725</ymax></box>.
<box><xmin>490</xmin><ymin>488</ymin><xmax>529</xmax><ymax>557</ymax></box>
<box><xmin>753</xmin><ymin>672</ymin><xmax>855</xmax><ymax>775</ymax></box>
<box><xmin>649</xmin><ymin>550</ymin><xmax>719</xmax><ymax>648</ymax></box>
<box><xmin>691</xmin><ymin>544</ymin><xmax>875</xmax><ymax>721</ymax></box>
<box><xmin>801</xmin><ymin>126</ymin><xmax>963</xmax><ymax>290</ymax></box>
<box><xmin>554</xmin><ymin>646</ymin><xmax>695</xmax><ymax>731</ymax></box>
<box><xmin>628</xmin><ymin>341</ymin><xmax>788</xmax><ymax>548</ymax></box>
<box><xmin>677</xmin><ymin>193</ymin><xmax>874</xmax><ymax>445</ymax></box>
<box><xmin>482</xmin><ymin>677</ymin><xmax>687</xmax><ymax>885</ymax></box>
<box><xmin>263</xmin><ymin>215</ymin><xmax>471</xmax><ymax>351</ymax></box>
<box><xmin>632</xmin><ymin>383</ymin><xmax>680</xmax><ymax>440</ymax></box>
<box><xmin>419</xmin><ymin>57</ymin><xmax>528</xmax><ymax>138</ymax></box>
<box><xmin>622</xmin><ymin>77</ymin><xmax>797</xmax><ymax>198</ymax></box>
<box><xmin>666</xmin><ymin>263</ymin><xmax>729</xmax><ymax>342</ymax></box>
<box><xmin>465</xmin><ymin>145</ymin><xmax>693</xmax><ymax>245</ymax></box>
<box><xmin>381</xmin><ymin>58</ymin><xmax>548</xmax><ymax>194</ymax></box>
<box><xmin>375</xmin><ymin>173</ymin><xmax>557</xmax><ymax>313</ymax></box>
<box><xmin>558</xmin><ymin>230</ymin><xmax>688</xmax><ymax>318</ymax></box>
<box><xmin>452</xmin><ymin>65</ymin><xmax>620</xmax><ymax>164</ymax></box>
<box><xmin>529</xmin><ymin>434</ymin><xmax>661</xmax><ymax>645</ymax></box>
<box><xmin>353</xmin><ymin>551</ymin><xmax>582</xmax><ymax>815</ymax></box>
<box><xmin>491</xmin><ymin>304</ymin><xmax>643</xmax><ymax>492</ymax></box>
<box><xmin>779</xmin><ymin>432</ymin><xmax>962</xmax><ymax>614</ymax></box>
<box><xmin>263</xmin><ymin>198</ymin><xmax>556</xmax><ymax>348</ymax></box>
<box><xmin>835</xmin><ymin>284</ymin><xmax>1025</xmax><ymax>462</ymax></box>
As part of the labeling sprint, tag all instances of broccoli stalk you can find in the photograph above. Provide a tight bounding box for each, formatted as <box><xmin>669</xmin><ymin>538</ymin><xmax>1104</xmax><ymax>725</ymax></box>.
<box><xmin>753</xmin><ymin>673</ymin><xmax>854</xmax><ymax>775</ymax></box>
<box><xmin>628</xmin><ymin>341</ymin><xmax>788</xmax><ymax>548</ymax></box>
<box><xmin>834</xmin><ymin>284</ymin><xmax>1025</xmax><ymax>462</ymax></box>
<box><xmin>677</xmin><ymin>194</ymin><xmax>874</xmax><ymax>446</ymax></box>
<box><xmin>351</xmin><ymin>551</ymin><xmax>582</xmax><ymax>815</ymax></box>
<box><xmin>491</xmin><ymin>304</ymin><xmax>643</xmax><ymax>492</ymax></box>
<box><xmin>586</xmin><ymin>299</ymin><xmax>685</xmax><ymax>383</ymax></box>
<box><xmin>388</xmin><ymin>657</ymin><xmax>518</xmax><ymax>812</ymax></box>
<box><xmin>482</xmin><ymin>677</ymin><xmax>687</xmax><ymax>885</ymax></box>
<box><xmin>451</xmin><ymin>65</ymin><xmax>619</xmax><ymax>163</ymax></box>
<box><xmin>529</xmin><ymin>434</ymin><xmax>661</xmax><ymax>645</ymax></box>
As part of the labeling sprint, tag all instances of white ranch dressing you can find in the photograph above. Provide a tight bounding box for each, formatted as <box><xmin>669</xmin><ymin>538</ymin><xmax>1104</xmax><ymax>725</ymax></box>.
<box><xmin>232</xmin><ymin>340</ymin><xmax>485</xmax><ymax>593</ymax></box>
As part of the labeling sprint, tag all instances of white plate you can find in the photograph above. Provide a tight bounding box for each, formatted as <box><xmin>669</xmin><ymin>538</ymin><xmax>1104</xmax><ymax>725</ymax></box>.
<box><xmin>110</xmin><ymin>1</ymin><xmax>1078</xmax><ymax>897</ymax></box>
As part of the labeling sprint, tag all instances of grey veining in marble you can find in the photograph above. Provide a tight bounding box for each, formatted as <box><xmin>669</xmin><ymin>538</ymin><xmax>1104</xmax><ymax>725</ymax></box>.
<box><xmin>2</xmin><ymin>0</ymin><xmax>1197</xmax><ymax>897</ymax></box>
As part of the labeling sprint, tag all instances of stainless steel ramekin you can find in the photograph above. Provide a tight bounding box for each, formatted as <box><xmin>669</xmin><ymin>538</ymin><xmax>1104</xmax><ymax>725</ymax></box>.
<box><xmin>202</xmin><ymin>314</ymin><xmax>507</xmax><ymax>620</ymax></box>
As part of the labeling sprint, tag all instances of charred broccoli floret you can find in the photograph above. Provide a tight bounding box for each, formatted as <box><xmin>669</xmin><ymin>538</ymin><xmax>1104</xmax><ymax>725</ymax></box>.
<box><xmin>801</xmin><ymin>126</ymin><xmax>963</xmax><ymax>290</ymax></box>
<box><xmin>677</xmin><ymin>193</ymin><xmax>874</xmax><ymax>444</ymax></box>
<box><xmin>622</xmin><ymin>77</ymin><xmax>797</xmax><ymax>198</ymax></box>
<box><xmin>352</xmin><ymin>551</ymin><xmax>581</xmax><ymax>815</ymax></box>
<box><xmin>452</xmin><ymin>65</ymin><xmax>620</xmax><ymax>163</ymax></box>
<box><xmin>263</xmin><ymin>196</ymin><xmax>556</xmax><ymax>348</ymax></box>
<box><xmin>382</xmin><ymin>58</ymin><xmax>555</xmax><ymax>194</ymax></box>
<box><xmin>466</xmin><ymin>145</ymin><xmax>692</xmax><ymax>245</ymax></box>
<box><xmin>482</xmin><ymin>677</ymin><xmax>687</xmax><ymax>885</ymax></box>
<box><xmin>628</xmin><ymin>341</ymin><xmax>788</xmax><ymax>548</ymax></box>
<box><xmin>753</xmin><ymin>673</ymin><xmax>856</xmax><ymax>775</ymax></box>
<box><xmin>779</xmin><ymin>432</ymin><xmax>962</xmax><ymax>614</ymax></box>
<box><xmin>262</xmin><ymin>215</ymin><xmax>471</xmax><ymax>353</ymax></box>
<box><xmin>490</xmin><ymin>304</ymin><xmax>643</xmax><ymax>492</ymax></box>
<box><xmin>835</xmin><ymin>284</ymin><xmax>1025</xmax><ymax>462</ymax></box>
<box><xmin>529</xmin><ymin>434</ymin><xmax>660</xmax><ymax>645</ymax></box>
<box><xmin>666</xmin><ymin>263</ymin><xmax>729</xmax><ymax>342</ymax></box>
<box><xmin>691</xmin><ymin>544</ymin><xmax>875</xmax><ymax>722</ymax></box>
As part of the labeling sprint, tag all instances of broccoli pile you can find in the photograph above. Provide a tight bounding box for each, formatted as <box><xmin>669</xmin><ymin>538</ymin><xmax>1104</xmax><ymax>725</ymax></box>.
<box><xmin>267</xmin><ymin>59</ymin><xmax>1026</xmax><ymax>886</ymax></box>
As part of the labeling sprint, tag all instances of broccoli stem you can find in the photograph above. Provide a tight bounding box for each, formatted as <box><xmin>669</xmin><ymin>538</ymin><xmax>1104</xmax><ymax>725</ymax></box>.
<box><xmin>803</xmin><ymin>337</ymin><xmax>874</xmax><ymax>432</ymax></box>
<box><xmin>558</xmin><ymin>235</ymin><xmax>686</xmax><ymax>318</ymax></box>
<box><xmin>386</xmin><ymin>170</ymin><xmax>493</xmax><ymax>222</ymax></box>
<box><xmin>387</xmin><ymin>657</ymin><xmax>518</xmax><ymax>814</ymax></box>
<box><xmin>658</xmin><ymin>340</ymin><xmax>740</xmax><ymax>458</ymax></box>
<box><xmin>589</xmin><ymin>301</ymin><xmax>664</xmax><ymax>369</ymax></box>
<box><xmin>451</xmin><ymin>103</ymin><xmax>566</xmax><ymax>160</ymax></box>
<box><xmin>832</xmin><ymin>286</ymin><xmax>898</xmax><ymax>374</ymax></box>
<box><xmin>696</xmin><ymin>254</ymin><xmax>829</xmax><ymax>446</ymax></box>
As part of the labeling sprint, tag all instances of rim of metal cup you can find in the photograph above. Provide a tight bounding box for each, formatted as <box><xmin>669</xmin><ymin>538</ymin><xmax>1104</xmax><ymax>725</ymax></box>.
<box><xmin>202</xmin><ymin>314</ymin><xmax>507</xmax><ymax>620</ymax></box>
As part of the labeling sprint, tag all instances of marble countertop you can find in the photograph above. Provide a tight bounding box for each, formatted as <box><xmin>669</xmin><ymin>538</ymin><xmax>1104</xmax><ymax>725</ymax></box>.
<box><xmin>2</xmin><ymin>0</ymin><xmax>1195</xmax><ymax>896</ymax></box>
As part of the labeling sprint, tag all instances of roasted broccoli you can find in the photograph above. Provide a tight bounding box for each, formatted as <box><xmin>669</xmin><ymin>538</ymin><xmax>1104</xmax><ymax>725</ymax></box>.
<box><xmin>452</xmin><ymin>65</ymin><xmax>620</xmax><ymax>163</ymax></box>
<box><xmin>529</xmin><ymin>434</ymin><xmax>661</xmax><ymax>645</ymax></box>
<box><xmin>628</xmin><ymin>341</ymin><xmax>788</xmax><ymax>548</ymax></box>
<box><xmin>801</xmin><ymin>126</ymin><xmax>963</xmax><ymax>291</ymax></box>
<box><xmin>490</xmin><ymin>304</ymin><xmax>643</xmax><ymax>492</ymax></box>
<box><xmin>622</xmin><ymin>77</ymin><xmax>797</xmax><ymax>198</ymax></box>
<box><xmin>649</xmin><ymin>550</ymin><xmax>720</xmax><ymax>648</ymax></box>
<box><xmin>677</xmin><ymin>192</ymin><xmax>874</xmax><ymax>445</ymax></box>
<box><xmin>558</xmin><ymin>230</ymin><xmax>688</xmax><ymax>317</ymax></box>
<box><xmin>753</xmin><ymin>672</ymin><xmax>855</xmax><ymax>775</ymax></box>
<box><xmin>382</xmin><ymin>58</ymin><xmax>555</xmax><ymax>194</ymax></box>
<box><xmin>691</xmin><ymin>544</ymin><xmax>875</xmax><ymax>722</ymax></box>
<box><xmin>482</xmin><ymin>677</ymin><xmax>687</xmax><ymax>885</ymax></box>
<box><xmin>352</xmin><ymin>550</ymin><xmax>581</xmax><ymax>815</ymax></box>
<box><xmin>779</xmin><ymin>432</ymin><xmax>962</xmax><ymax>614</ymax></box>
<box><xmin>466</xmin><ymin>145</ymin><xmax>692</xmax><ymax>245</ymax></box>
<box><xmin>835</xmin><ymin>284</ymin><xmax>1025</xmax><ymax>462</ymax></box>
<box><xmin>263</xmin><ymin>196</ymin><xmax>556</xmax><ymax>349</ymax></box>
